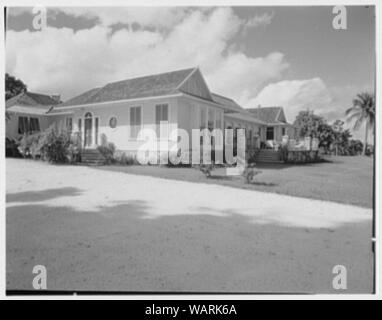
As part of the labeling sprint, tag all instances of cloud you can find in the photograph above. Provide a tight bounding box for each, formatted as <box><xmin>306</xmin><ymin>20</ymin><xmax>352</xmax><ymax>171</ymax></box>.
<box><xmin>248</xmin><ymin>78</ymin><xmax>374</xmax><ymax>140</ymax></box>
<box><xmin>245</xmin><ymin>12</ymin><xmax>274</xmax><ymax>29</ymax></box>
<box><xmin>51</xmin><ymin>7</ymin><xmax>192</xmax><ymax>29</ymax></box>
<box><xmin>248</xmin><ymin>78</ymin><xmax>333</xmax><ymax>121</ymax></box>
<box><xmin>6</xmin><ymin>7</ymin><xmax>289</xmax><ymax>102</ymax></box>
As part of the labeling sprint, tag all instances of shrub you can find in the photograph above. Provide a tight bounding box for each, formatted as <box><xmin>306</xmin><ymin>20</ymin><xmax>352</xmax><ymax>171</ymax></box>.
<box><xmin>280</xmin><ymin>145</ymin><xmax>288</xmax><ymax>162</ymax></box>
<box><xmin>67</xmin><ymin>132</ymin><xmax>82</xmax><ymax>163</ymax></box>
<box><xmin>18</xmin><ymin>133</ymin><xmax>42</xmax><ymax>159</ymax></box>
<box><xmin>15</xmin><ymin>127</ymin><xmax>82</xmax><ymax>164</ymax></box>
<box><xmin>5</xmin><ymin>138</ymin><xmax>22</xmax><ymax>158</ymax></box>
<box><xmin>114</xmin><ymin>152</ymin><xmax>137</xmax><ymax>165</ymax></box>
<box><xmin>38</xmin><ymin>127</ymin><xmax>72</xmax><ymax>163</ymax></box>
<box><xmin>199</xmin><ymin>163</ymin><xmax>214</xmax><ymax>178</ymax></box>
<box><xmin>242</xmin><ymin>163</ymin><xmax>261</xmax><ymax>184</ymax></box>
<box><xmin>97</xmin><ymin>133</ymin><xmax>116</xmax><ymax>164</ymax></box>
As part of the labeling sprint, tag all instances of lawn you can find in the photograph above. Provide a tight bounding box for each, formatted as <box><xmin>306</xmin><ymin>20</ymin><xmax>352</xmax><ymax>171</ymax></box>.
<box><xmin>96</xmin><ymin>155</ymin><xmax>374</xmax><ymax>208</ymax></box>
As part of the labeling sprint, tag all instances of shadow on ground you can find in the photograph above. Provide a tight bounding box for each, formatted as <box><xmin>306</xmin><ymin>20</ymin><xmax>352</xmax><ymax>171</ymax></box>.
<box><xmin>6</xmin><ymin>187</ymin><xmax>83</xmax><ymax>203</ymax></box>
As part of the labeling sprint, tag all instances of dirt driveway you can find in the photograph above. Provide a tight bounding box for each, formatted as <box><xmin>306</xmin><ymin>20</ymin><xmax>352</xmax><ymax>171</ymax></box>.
<box><xmin>6</xmin><ymin>159</ymin><xmax>374</xmax><ymax>293</ymax></box>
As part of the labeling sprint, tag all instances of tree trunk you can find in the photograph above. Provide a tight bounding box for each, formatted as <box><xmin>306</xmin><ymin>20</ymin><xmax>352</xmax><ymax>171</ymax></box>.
<box><xmin>363</xmin><ymin>121</ymin><xmax>369</xmax><ymax>155</ymax></box>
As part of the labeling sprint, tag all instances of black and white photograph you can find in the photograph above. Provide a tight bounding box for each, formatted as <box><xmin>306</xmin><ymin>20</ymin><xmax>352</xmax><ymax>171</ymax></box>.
<box><xmin>1</xmin><ymin>0</ymin><xmax>380</xmax><ymax>301</ymax></box>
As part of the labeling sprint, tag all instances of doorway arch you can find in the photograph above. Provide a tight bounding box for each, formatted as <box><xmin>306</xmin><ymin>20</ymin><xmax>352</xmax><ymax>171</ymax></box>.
<box><xmin>84</xmin><ymin>112</ymin><xmax>93</xmax><ymax>147</ymax></box>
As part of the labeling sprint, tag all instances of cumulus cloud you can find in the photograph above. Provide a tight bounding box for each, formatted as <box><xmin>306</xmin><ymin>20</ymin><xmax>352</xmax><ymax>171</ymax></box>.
<box><xmin>248</xmin><ymin>78</ymin><xmax>373</xmax><ymax>140</ymax></box>
<box><xmin>248</xmin><ymin>78</ymin><xmax>333</xmax><ymax>121</ymax></box>
<box><xmin>6</xmin><ymin>7</ymin><xmax>287</xmax><ymax>101</ymax></box>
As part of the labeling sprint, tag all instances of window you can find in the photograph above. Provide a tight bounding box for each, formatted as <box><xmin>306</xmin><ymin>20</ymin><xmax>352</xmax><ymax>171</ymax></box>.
<box><xmin>109</xmin><ymin>117</ymin><xmax>117</xmax><ymax>128</ymax></box>
<box><xmin>266</xmin><ymin>127</ymin><xmax>274</xmax><ymax>140</ymax></box>
<box><xmin>130</xmin><ymin>106</ymin><xmax>141</xmax><ymax>139</ymax></box>
<box><xmin>29</xmin><ymin>118</ymin><xmax>40</xmax><ymax>132</ymax></box>
<box><xmin>78</xmin><ymin>119</ymin><xmax>82</xmax><ymax>133</ymax></box>
<box><xmin>65</xmin><ymin>117</ymin><xmax>72</xmax><ymax>133</ymax></box>
<box><xmin>155</xmin><ymin>104</ymin><xmax>169</xmax><ymax>137</ymax></box>
<box><xmin>282</xmin><ymin>127</ymin><xmax>286</xmax><ymax>136</ymax></box>
<box><xmin>18</xmin><ymin>116</ymin><xmax>29</xmax><ymax>134</ymax></box>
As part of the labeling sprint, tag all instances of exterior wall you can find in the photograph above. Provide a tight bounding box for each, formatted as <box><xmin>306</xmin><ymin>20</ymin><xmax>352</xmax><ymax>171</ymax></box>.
<box><xmin>59</xmin><ymin>96</ymin><xmax>179</xmax><ymax>154</ymax></box>
<box><xmin>266</xmin><ymin>125</ymin><xmax>296</xmax><ymax>143</ymax></box>
<box><xmin>178</xmin><ymin>69</ymin><xmax>212</xmax><ymax>101</ymax></box>
<box><xmin>177</xmin><ymin>96</ymin><xmax>224</xmax><ymax>134</ymax></box>
<box><xmin>224</xmin><ymin>116</ymin><xmax>265</xmax><ymax>149</ymax></box>
<box><xmin>6</xmin><ymin>112</ymin><xmax>51</xmax><ymax>140</ymax></box>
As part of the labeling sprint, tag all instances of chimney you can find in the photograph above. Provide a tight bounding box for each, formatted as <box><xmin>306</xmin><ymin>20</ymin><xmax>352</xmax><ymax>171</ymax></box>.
<box><xmin>51</xmin><ymin>94</ymin><xmax>61</xmax><ymax>103</ymax></box>
<box><xmin>258</xmin><ymin>104</ymin><xmax>261</xmax><ymax>109</ymax></box>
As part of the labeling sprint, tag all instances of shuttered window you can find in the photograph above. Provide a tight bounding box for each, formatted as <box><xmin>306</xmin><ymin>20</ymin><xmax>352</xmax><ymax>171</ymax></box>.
<box><xmin>18</xmin><ymin>117</ymin><xmax>29</xmax><ymax>134</ymax></box>
<box><xmin>29</xmin><ymin>117</ymin><xmax>40</xmax><ymax>132</ymax></box>
<box><xmin>155</xmin><ymin>104</ymin><xmax>169</xmax><ymax>137</ymax></box>
<box><xmin>130</xmin><ymin>106</ymin><xmax>142</xmax><ymax>139</ymax></box>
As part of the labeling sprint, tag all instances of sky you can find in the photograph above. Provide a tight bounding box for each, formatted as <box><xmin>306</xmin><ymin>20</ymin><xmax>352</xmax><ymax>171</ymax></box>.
<box><xmin>5</xmin><ymin>6</ymin><xmax>376</xmax><ymax>139</ymax></box>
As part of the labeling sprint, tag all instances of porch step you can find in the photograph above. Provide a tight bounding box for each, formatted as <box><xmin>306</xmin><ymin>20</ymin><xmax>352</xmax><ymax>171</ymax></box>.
<box><xmin>254</xmin><ymin>150</ymin><xmax>283</xmax><ymax>163</ymax></box>
<box><xmin>81</xmin><ymin>149</ymin><xmax>106</xmax><ymax>166</ymax></box>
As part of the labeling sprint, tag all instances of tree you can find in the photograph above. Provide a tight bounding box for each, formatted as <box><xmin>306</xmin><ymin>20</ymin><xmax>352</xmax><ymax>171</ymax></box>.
<box><xmin>346</xmin><ymin>92</ymin><xmax>375</xmax><ymax>155</ymax></box>
<box><xmin>294</xmin><ymin>110</ymin><xmax>325</xmax><ymax>138</ymax></box>
<box><xmin>5</xmin><ymin>73</ymin><xmax>27</xmax><ymax>123</ymax></box>
<box><xmin>348</xmin><ymin>139</ymin><xmax>363</xmax><ymax>156</ymax></box>
<box><xmin>5</xmin><ymin>73</ymin><xmax>27</xmax><ymax>100</ymax></box>
<box><xmin>293</xmin><ymin>110</ymin><xmax>335</xmax><ymax>153</ymax></box>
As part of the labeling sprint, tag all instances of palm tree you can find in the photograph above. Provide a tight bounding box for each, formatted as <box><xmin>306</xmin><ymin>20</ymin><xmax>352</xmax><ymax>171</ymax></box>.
<box><xmin>346</xmin><ymin>92</ymin><xmax>375</xmax><ymax>155</ymax></box>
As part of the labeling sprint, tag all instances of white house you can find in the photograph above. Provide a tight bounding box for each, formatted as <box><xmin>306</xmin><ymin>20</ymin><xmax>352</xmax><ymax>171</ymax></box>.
<box><xmin>6</xmin><ymin>67</ymin><xmax>269</xmax><ymax>160</ymax></box>
<box><xmin>247</xmin><ymin>106</ymin><xmax>296</xmax><ymax>143</ymax></box>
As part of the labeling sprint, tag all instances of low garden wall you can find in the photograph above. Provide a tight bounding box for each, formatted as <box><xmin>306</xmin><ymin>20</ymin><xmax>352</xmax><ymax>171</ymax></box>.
<box><xmin>284</xmin><ymin>150</ymin><xmax>320</xmax><ymax>164</ymax></box>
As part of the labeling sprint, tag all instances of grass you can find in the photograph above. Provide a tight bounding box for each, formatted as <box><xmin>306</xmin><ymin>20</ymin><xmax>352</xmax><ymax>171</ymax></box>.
<box><xmin>96</xmin><ymin>155</ymin><xmax>374</xmax><ymax>208</ymax></box>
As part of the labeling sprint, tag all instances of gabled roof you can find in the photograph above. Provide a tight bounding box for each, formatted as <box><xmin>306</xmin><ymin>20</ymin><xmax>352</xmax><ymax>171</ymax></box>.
<box><xmin>212</xmin><ymin>93</ymin><xmax>266</xmax><ymax>125</ymax></box>
<box><xmin>6</xmin><ymin>91</ymin><xmax>60</xmax><ymax>109</ymax></box>
<box><xmin>211</xmin><ymin>93</ymin><xmax>243</xmax><ymax>113</ymax></box>
<box><xmin>59</xmin><ymin>67</ymin><xmax>205</xmax><ymax>107</ymax></box>
<box><xmin>247</xmin><ymin>106</ymin><xmax>286</xmax><ymax>124</ymax></box>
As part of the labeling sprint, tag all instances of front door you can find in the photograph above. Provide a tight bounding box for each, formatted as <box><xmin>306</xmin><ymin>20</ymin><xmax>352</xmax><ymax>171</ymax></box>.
<box><xmin>84</xmin><ymin>113</ymin><xmax>93</xmax><ymax>147</ymax></box>
<box><xmin>266</xmin><ymin>127</ymin><xmax>274</xmax><ymax>140</ymax></box>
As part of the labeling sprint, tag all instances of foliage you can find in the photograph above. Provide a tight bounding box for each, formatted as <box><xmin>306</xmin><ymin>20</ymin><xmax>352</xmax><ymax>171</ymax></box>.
<box><xmin>293</xmin><ymin>111</ymin><xmax>369</xmax><ymax>156</ymax></box>
<box><xmin>18</xmin><ymin>132</ymin><xmax>43</xmax><ymax>159</ymax></box>
<box><xmin>294</xmin><ymin>111</ymin><xmax>335</xmax><ymax>153</ymax></box>
<box><xmin>114</xmin><ymin>152</ymin><xmax>137</xmax><ymax>165</ymax></box>
<box><xmin>38</xmin><ymin>127</ymin><xmax>72</xmax><ymax>163</ymax></box>
<box><xmin>199</xmin><ymin>163</ymin><xmax>214</xmax><ymax>178</ymax></box>
<box><xmin>365</xmin><ymin>144</ymin><xmax>374</xmax><ymax>157</ymax></box>
<box><xmin>348</xmin><ymin>140</ymin><xmax>364</xmax><ymax>156</ymax></box>
<box><xmin>346</xmin><ymin>92</ymin><xmax>375</xmax><ymax>155</ymax></box>
<box><xmin>242</xmin><ymin>163</ymin><xmax>261</xmax><ymax>184</ymax></box>
<box><xmin>279</xmin><ymin>144</ymin><xmax>289</xmax><ymax>162</ymax></box>
<box><xmin>17</xmin><ymin>127</ymin><xmax>82</xmax><ymax>163</ymax></box>
<box><xmin>5</xmin><ymin>73</ymin><xmax>27</xmax><ymax>100</ymax></box>
<box><xmin>67</xmin><ymin>132</ymin><xmax>82</xmax><ymax>163</ymax></box>
<box><xmin>294</xmin><ymin>111</ymin><xmax>326</xmax><ymax>139</ymax></box>
<box><xmin>5</xmin><ymin>138</ymin><xmax>22</xmax><ymax>158</ymax></box>
<box><xmin>97</xmin><ymin>133</ymin><xmax>116</xmax><ymax>164</ymax></box>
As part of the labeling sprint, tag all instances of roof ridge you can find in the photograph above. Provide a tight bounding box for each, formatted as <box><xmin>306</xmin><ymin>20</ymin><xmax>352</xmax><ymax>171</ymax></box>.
<box><xmin>26</xmin><ymin>91</ymin><xmax>54</xmax><ymax>97</ymax></box>
<box><xmin>103</xmin><ymin>67</ymin><xmax>196</xmax><ymax>88</ymax></box>
<box><xmin>211</xmin><ymin>92</ymin><xmax>236</xmax><ymax>102</ymax></box>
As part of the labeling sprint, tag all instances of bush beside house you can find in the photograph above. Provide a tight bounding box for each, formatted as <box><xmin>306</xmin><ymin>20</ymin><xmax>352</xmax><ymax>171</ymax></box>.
<box><xmin>17</xmin><ymin>126</ymin><xmax>81</xmax><ymax>164</ymax></box>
